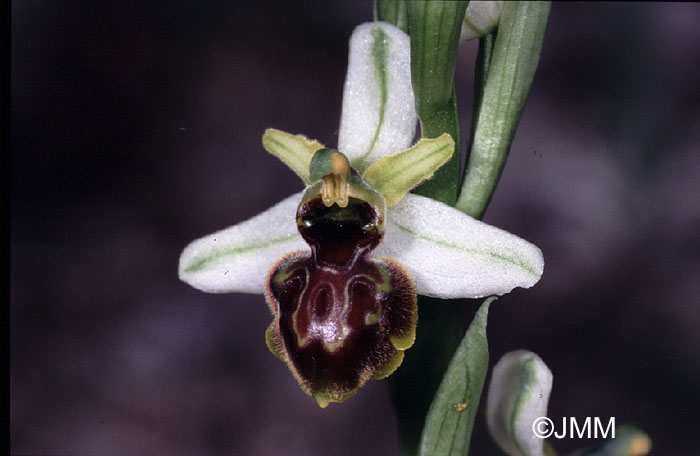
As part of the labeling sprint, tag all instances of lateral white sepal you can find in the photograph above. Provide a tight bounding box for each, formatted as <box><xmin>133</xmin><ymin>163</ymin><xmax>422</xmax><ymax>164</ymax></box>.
<box><xmin>179</xmin><ymin>192</ymin><xmax>307</xmax><ymax>294</ymax></box>
<box><xmin>378</xmin><ymin>193</ymin><xmax>544</xmax><ymax>298</ymax></box>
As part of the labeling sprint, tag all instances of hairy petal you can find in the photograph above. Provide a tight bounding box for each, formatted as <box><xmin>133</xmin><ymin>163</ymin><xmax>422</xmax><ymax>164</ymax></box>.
<box><xmin>338</xmin><ymin>21</ymin><xmax>417</xmax><ymax>172</ymax></box>
<box><xmin>362</xmin><ymin>133</ymin><xmax>455</xmax><ymax>207</ymax></box>
<box><xmin>378</xmin><ymin>194</ymin><xmax>544</xmax><ymax>298</ymax></box>
<box><xmin>262</xmin><ymin>128</ymin><xmax>325</xmax><ymax>184</ymax></box>
<box><xmin>179</xmin><ymin>192</ymin><xmax>308</xmax><ymax>294</ymax></box>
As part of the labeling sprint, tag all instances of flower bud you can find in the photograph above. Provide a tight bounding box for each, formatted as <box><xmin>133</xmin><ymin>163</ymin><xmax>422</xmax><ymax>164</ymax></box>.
<box><xmin>460</xmin><ymin>1</ymin><xmax>504</xmax><ymax>42</ymax></box>
<box><xmin>486</xmin><ymin>350</ymin><xmax>552</xmax><ymax>456</ymax></box>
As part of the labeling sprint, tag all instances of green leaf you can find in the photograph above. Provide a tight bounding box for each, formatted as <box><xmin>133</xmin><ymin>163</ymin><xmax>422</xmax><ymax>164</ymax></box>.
<box><xmin>374</xmin><ymin>0</ymin><xmax>409</xmax><ymax>34</ymax></box>
<box><xmin>390</xmin><ymin>298</ymin><xmax>467</xmax><ymax>456</ymax></box>
<box><xmin>464</xmin><ymin>33</ymin><xmax>494</xmax><ymax>184</ymax></box>
<box><xmin>456</xmin><ymin>1</ymin><xmax>551</xmax><ymax>219</ymax></box>
<box><xmin>418</xmin><ymin>297</ymin><xmax>494</xmax><ymax>456</ymax></box>
<box><xmin>261</xmin><ymin>128</ymin><xmax>325</xmax><ymax>184</ymax></box>
<box><xmin>407</xmin><ymin>1</ymin><xmax>467</xmax><ymax>114</ymax></box>
<box><xmin>362</xmin><ymin>133</ymin><xmax>455</xmax><ymax>206</ymax></box>
<box><xmin>406</xmin><ymin>0</ymin><xmax>468</xmax><ymax>206</ymax></box>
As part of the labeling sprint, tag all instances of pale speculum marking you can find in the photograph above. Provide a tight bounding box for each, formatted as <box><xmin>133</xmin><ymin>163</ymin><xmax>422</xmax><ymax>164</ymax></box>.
<box><xmin>290</xmin><ymin>265</ymin><xmax>387</xmax><ymax>353</ymax></box>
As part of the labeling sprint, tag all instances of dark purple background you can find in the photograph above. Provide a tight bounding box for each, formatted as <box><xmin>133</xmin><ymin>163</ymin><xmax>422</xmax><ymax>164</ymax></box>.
<box><xmin>11</xmin><ymin>2</ymin><xmax>700</xmax><ymax>455</ymax></box>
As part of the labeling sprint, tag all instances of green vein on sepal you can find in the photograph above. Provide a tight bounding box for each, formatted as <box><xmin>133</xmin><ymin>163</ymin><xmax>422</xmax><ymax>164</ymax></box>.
<box><xmin>183</xmin><ymin>233</ymin><xmax>298</xmax><ymax>274</ymax></box>
<box><xmin>392</xmin><ymin>220</ymin><xmax>539</xmax><ymax>278</ymax></box>
<box><xmin>351</xmin><ymin>27</ymin><xmax>390</xmax><ymax>172</ymax></box>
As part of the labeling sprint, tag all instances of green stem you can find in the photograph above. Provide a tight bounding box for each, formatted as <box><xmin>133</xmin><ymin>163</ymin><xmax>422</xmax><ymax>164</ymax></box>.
<box><xmin>373</xmin><ymin>2</ymin><xmax>551</xmax><ymax>454</ymax></box>
<box><xmin>464</xmin><ymin>33</ymin><xmax>494</xmax><ymax>173</ymax></box>
<box><xmin>412</xmin><ymin>88</ymin><xmax>462</xmax><ymax>206</ymax></box>
<box><xmin>374</xmin><ymin>0</ymin><xmax>409</xmax><ymax>34</ymax></box>
<box><xmin>406</xmin><ymin>0</ymin><xmax>468</xmax><ymax>206</ymax></box>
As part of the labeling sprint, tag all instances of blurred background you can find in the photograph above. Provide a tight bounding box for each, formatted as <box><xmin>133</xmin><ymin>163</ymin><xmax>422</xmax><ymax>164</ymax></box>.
<box><xmin>11</xmin><ymin>2</ymin><xmax>700</xmax><ymax>455</ymax></box>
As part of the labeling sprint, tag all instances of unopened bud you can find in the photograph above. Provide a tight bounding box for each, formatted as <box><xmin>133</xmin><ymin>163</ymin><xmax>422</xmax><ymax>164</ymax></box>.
<box><xmin>460</xmin><ymin>1</ymin><xmax>504</xmax><ymax>42</ymax></box>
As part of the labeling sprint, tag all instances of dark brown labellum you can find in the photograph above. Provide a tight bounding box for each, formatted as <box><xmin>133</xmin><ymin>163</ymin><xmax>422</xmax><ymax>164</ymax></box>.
<box><xmin>265</xmin><ymin>197</ymin><xmax>416</xmax><ymax>407</ymax></box>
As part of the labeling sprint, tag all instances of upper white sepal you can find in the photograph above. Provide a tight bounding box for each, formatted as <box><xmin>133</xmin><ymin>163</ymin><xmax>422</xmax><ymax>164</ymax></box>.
<box><xmin>338</xmin><ymin>22</ymin><xmax>417</xmax><ymax>171</ymax></box>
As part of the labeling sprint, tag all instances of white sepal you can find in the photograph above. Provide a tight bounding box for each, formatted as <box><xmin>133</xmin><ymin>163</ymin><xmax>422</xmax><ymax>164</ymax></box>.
<box><xmin>378</xmin><ymin>193</ymin><xmax>544</xmax><ymax>298</ymax></box>
<box><xmin>178</xmin><ymin>192</ymin><xmax>308</xmax><ymax>294</ymax></box>
<box><xmin>338</xmin><ymin>22</ymin><xmax>417</xmax><ymax>172</ymax></box>
<box><xmin>486</xmin><ymin>350</ymin><xmax>553</xmax><ymax>456</ymax></box>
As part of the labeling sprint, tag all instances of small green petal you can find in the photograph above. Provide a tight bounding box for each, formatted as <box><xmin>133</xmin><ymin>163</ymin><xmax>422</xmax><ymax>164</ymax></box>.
<box><xmin>362</xmin><ymin>133</ymin><xmax>455</xmax><ymax>206</ymax></box>
<box><xmin>262</xmin><ymin>128</ymin><xmax>325</xmax><ymax>184</ymax></box>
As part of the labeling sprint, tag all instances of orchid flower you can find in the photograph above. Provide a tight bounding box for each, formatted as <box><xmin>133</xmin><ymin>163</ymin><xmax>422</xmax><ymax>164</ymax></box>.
<box><xmin>179</xmin><ymin>22</ymin><xmax>543</xmax><ymax>407</ymax></box>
